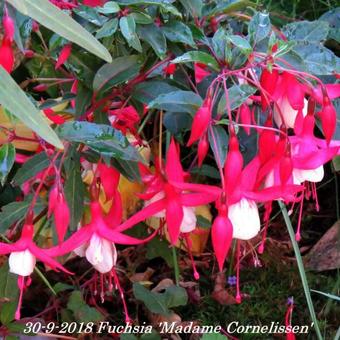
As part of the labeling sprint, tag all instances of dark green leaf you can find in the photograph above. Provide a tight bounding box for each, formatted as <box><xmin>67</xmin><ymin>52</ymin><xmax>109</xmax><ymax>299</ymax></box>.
<box><xmin>13</xmin><ymin>152</ymin><xmax>49</xmax><ymax>186</ymax></box>
<box><xmin>227</xmin><ymin>34</ymin><xmax>252</xmax><ymax>56</ymax></box>
<box><xmin>53</xmin><ymin>283</ymin><xmax>75</xmax><ymax>294</ymax></box>
<box><xmin>0</xmin><ymin>144</ymin><xmax>15</xmax><ymax>186</ymax></box>
<box><xmin>130</xmin><ymin>12</ymin><xmax>153</xmax><ymax>24</ymax></box>
<box><xmin>179</xmin><ymin>0</ymin><xmax>203</xmax><ymax>17</ymax></box>
<box><xmin>163</xmin><ymin>285</ymin><xmax>188</xmax><ymax>308</ymax></box>
<box><xmin>163</xmin><ymin>112</ymin><xmax>192</xmax><ymax>134</ymax></box>
<box><xmin>74</xmin><ymin>5</ymin><xmax>108</xmax><ymax>26</ymax></box>
<box><xmin>203</xmin><ymin>0</ymin><xmax>253</xmax><ymax>18</ymax></box>
<box><xmin>137</xmin><ymin>24</ymin><xmax>167</xmax><ymax>59</ymax></box>
<box><xmin>0</xmin><ymin>196</ymin><xmax>45</xmax><ymax>233</ymax></box>
<box><xmin>132</xmin><ymin>81</ymin><xmax>179</xmax><ymax>104</ymax></box>
<box><xmin>146</xmin><ymin>237</ymin><xmax>173</xmax><ymax>267</ymax></box>
<box><xmin>0</xmin><ymin>264</ymin><xmax>18</xmax><ymax>300</ymax></box>
<box><xmin>319</xmin><ymin>8</ymin><xmax>340</xmax><ymax>43</ymax></box>
<box><xmin>67</xmin><ymin>291</ymin><xmax>104</xmax><ymax>323</ymax></box>
<box><xmin>208</xmin><ymin>125</ymin><xmax>229</xmax><ymax>167</ymax></box>
<box><xmin>64</xmin><ymin>152</ymin><xmax>85</xmax><ymax>231</ymax></box>
<box><xmin>282</xmin><ymin>20</ymin><xmax>329</xmax><ymax>43</ymax></box>
<box><xmin>0</xmin><ymin>67</ymin><xmax>63</xmax><ymax>149</ymax></box>
<box><xmin>57</xmin><ymin>122</ymin><xmax>141</xmax><ymax>161</ymax></box>
<box><xmin>292</xmin><ymin>42</ymin><xmax>339</xmax><ymax>75</ymax></box>
<box><xmin>93</xmin><ymin>55</ymin><xmax>142</xmax><ymax>91</ymax></box>
<box><xmin>97</xmin><ymin>1</ymin><xmax>121</xmax><ymax>14</ymax></box>
<box><xmin>172</xmin><ymin>51</ymin><xmax>219</xmax><ymax>71</ymax></box>
<box><xmin>0</xmin><ymin>301</ymin><xmax>17</xmax><ymax>325</ymax></box>
<box><xmin>116</xmin><ymin>0</ymin><xmax>181</xmax><ymax>17</ymax></box>
<box><xmin>111</xmin><ymin>159</ymin><xmax>141</xmax><ymax>182</ymax></box>
<box><xmin>148</xmin><ymin>91</ymin><xmax>203</xmax><ymax>114</ymax></box>
<box><xmin>217</xmin><ymin>84</ymin><xmax>257</xmax><ymax>114</ymax></box>
<box><xmin>96</xmin><ymin>18</ymin><xmax>118</xmax><ymax>39</ymax></box>
<box><xmin>162</xmin><ymin>21</ymin><xmax>196</xmax><ymax>47</ymax></box>
<box><xmin>120</xmin><ymin>15</ymin><xmax>142</xmax><ymax>52</ymax></box>
<box><xmin>248</xmin><ymin>11</ymin><xmax>271</xmax><ymax>45</ymax></box>
<box><xmin>7</xmin><ymin>0</ymin><xmax>112</xmax><ymax>62</ymax></box>
<box><xmin>75</xmin><ymin>83</ymin><xmax>93</xmax><ymax>118</ymax></box>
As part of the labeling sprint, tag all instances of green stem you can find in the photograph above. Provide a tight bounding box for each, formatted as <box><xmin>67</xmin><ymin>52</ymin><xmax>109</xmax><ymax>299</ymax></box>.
<box><xmin>278</xmin><ymin>201</ymin><xmax>323</xmax><ymax>340</ymax></box>
<box><xmin>172</xmin><ymin>247</ymin><xmax>180</xmax><ymax>286</ymax></box>
<box><xmin>35</xmin><ymin>266</ymin><xmax>57</xmax><ymax>296</ymax></box>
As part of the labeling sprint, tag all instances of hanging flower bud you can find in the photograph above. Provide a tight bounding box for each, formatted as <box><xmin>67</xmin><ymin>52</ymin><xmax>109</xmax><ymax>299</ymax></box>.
<box><xmin>55</xmin><ymin>43</ymin><xmax>72</xmax><ymax>70</ymax></box>
<box><xmin>211</xmin><ymin>207</ymin><xmax>233</xmax><ymax>271</ymax></box>
<box><xmin>320</xmin><ymin>97</ymin><xmax>336</xmax><ymax>144</ymax></box>
<box><xmin>33</xmin><ymin>84</ymin><xmax>48</xmax><ymax>92</ymax></box>
<box><xmin>97</xmin><ymin>162</ymin><xmax>120</xmax><ymax>201</ymax></box>
<box><xmin>283</xmin><ymin>72</ymin><xmax>305</xmax><ymax>110</ymax></box>
<box><xmin>163</xmin><ymin>63</ymin><xmax>176</xmax><ymax>75</ymax></box>
<box><xmin>187</xmin><ymin>96</ymin><xmax>212</xmax><ymax>146</ymax></box>
<box><xmin>3</xmin><ymin>8</ymin><xmax>15</xmax><ymax>42</ymax></box>
<box><xmin>83</xmin><ymin>0</ymin><xmax>104</xmax><ymax>6</ymax></box>
<box><xmin>194</xmin><ymin>63</ymin><xmax>211</xmax><ymax>84</ymax></box>
<box><xmin>260</xmin><ymin>68</ymin><xmax>279</xmax><ymax>111</ymax></box>
<box><xmin>197</xmin><ymin>134</ymin><xmax>209</xmax><ymax>167</ymax></box>
<box><xmin>0</xmin><ymin>39</ymin><xmax>14</xmax><ymax>73</ymax></box>
<box><xmin>48</xmin><ymin>185</ymin><xmax>59</xmax><ymax>217</ymax></box>
<box><xmin>24</xmin><ymin>50</ymin><xmax>35</xmax><ymax>58</ymax></box>
<box><xmin>239</xmin><ymin>103</ymin><xmax>251</xmax><ymax>135</ymax></box>
<box><xmin>54</xmin><ymin>192</ymin><xmax>70</xmax><ymax>242</ymax></box>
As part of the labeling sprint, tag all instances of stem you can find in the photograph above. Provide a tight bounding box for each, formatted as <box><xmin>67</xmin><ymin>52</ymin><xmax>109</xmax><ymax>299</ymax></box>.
<box><xmin>278</xmin><ymin>201</ymin><xmax>323</xmax><ymax>340</ymax></box>
<box><xmin>172</xmin><ymin>247</ymin><xmax>180</xmax><ymax>286</ymax></box>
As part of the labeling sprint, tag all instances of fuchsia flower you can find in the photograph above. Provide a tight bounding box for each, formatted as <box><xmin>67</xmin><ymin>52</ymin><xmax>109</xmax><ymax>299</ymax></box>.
<box><xmin>194</xmin><ymin>63</ymin><xmax>211</xmax><ymax>83</ymax></box>
<box><xmin>47</xmin><ymin>201</ymin><xmax>155</xmax><ymax>272</ymax></box>
<box><xmin>97</xmin><ymin>161</ymin><xmax>120</xmax><ymax>201</ymax></box>
<box><xmin>43</xmin><ymin>108</ymin><xmax>66</xmax><ymax>125</ymax></box>
<box><xmin>83</xmin><ymin>0</ymin><xmax>105</xmax><ymax>7</ymax></box>
<box><xmin>55</xmin><ymin>43</ymin><xmax>72</xmax><ymax>70</ymax></box>
<box><xmin>0</xmin><ymin>8</ymin><xmax>15</xmax><ymax>73</ymax></box>
<box><xmin>197</xmin><ymin>133</ymin><xmax>209</xmax><ymax>167</ymax></box>
<box><xmin>0</xmin><ymin>224</ymin><xmax>71</xmax><ymax>319</ymax></box>
<box><xmin>108</xmin><ymin>105</ymin><xmax>140</xmax><ymax>136</ymax></box>
<box><xmin>187</xmin><ymin>95</ymin><xmax>212</xmax><ymax>147</ymax></box>
<box><xmin>163</xmin><ymin>63</ymin><xmax>176</xmax><ymax>76</ymax></box>
<box><xmin>117</xmin><ymin>138</ymin><xmax>221</xmax><ymax>244</ymax></box>
<box><xmin>48</xmin><ymin>186</ymin><xmax>70</xmax><ymax>242</ymax></box>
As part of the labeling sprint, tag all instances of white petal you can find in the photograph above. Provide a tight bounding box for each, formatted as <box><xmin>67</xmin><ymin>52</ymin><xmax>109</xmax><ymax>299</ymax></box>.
<box><xmin>86</xmin><ymin>234</ymin><xmax>114</xmax><ymax>274</ymax></box>
<box><xmin>144</xmin><ymin>191</ymin><xmax>166</xmax><ymax>218</ymax></box>
<box><xmin>228</xmin><ymin>198</ymin><xmax>261</xmax><ymax>240</ymax></box>
<box><xmin>274</xmin><ymin>97</ymin><xmax>307</xmax><ymax>129</ymax></box>
<box><xmin>9</xmin><ymin>250</ymin><xmax>36</xmax><ymax>276</ymax></box>
<box><xmin>293</xmin><ymin>166</ymin><xmax>324</xmax><ymax>184</ymax></box>
<box><xmin>180</xmin><ymin>206</ymin><xmax>197</xmax><ymax>233</ymax></box>
<box><xmin>74</xmin><ymin>243</ymin><xmax>87</xmax><ymax>257</ymax></box>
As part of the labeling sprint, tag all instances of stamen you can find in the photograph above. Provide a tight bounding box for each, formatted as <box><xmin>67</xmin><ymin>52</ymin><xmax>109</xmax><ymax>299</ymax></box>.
<box><xmin>184</xmin><ymin>234</ymin><xmax>199</xmax><ymax>280</ymax></box>
<box><xmin>112</xmin><ymin>269</ymin><xmax>131</xmax><ymax>324</ymax></box>
<box><xmin>258</xmin><ymin>202</ymin><xmax>272</xmax><ymax>254</ymax></box>
<box><xmin>295</xmin><ymin>195</ymin><xmax>304</xmax><ymax>241</ymax></box>
<box><xmin>15</xmin><ymin>276</ymin><xmax>26</xmax><ymax>320</ymax></box>
<box><xmin>100</xmin><ymin>274</ymin><xmax>105</xmax><ymax>303</ymax></box>
<box><xmin>235</xmin><ymin>241</ymin><xmax>241</xmax><ymax>304</ymax></box>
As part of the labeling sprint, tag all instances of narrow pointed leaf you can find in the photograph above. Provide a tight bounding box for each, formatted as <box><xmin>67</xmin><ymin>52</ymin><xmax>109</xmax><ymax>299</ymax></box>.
<box><xmin>0</xmin><ymin>67</ymin><xmax>63</xmax><ymax>149</ymax></box>
<box><xmin>7</xmin><ymin>0</ymin><xmax>112</xmax><ymax>62</ymax></box>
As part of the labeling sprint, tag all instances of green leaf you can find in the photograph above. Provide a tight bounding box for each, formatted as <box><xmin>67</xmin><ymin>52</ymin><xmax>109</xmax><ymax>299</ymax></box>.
<box><xmin>146</xmin><ymin>237</ymin><xmax>174</xmax><ymax>267</ymax></box>
<box><xmin>73</xmin><ymin>5</ymin><xmax>108</xmax><ymax>26</ymax></box>
<box><xmin>172</xmin><ymin>51</ymin><xmax>219</xmax><ymax>71</ymax></box>
<box><xmin>227</xmin><ymin>34</ymin><xmax>252</xmax><ymax>56</ymax></box>
<box><xmin>67</xmin><ymin>291</ymin><xmax>104</xmax><ymax>323</ymax></box>
<box><xmin>53</xmin><ymin>282</ymin><xmax>75</xmax><ymax>294</ymax></box>
<box><xmin>148</xmin><ymin>91</ymin><xmax>203</xmax><ymax>114</ymax></box>
<box><xmin>319</xmin><ymin>8</ymin><xmax>340</xmax><ymax>43</ymax></box>
<box><xmin>0</xmin><ymin>264</ymin><xmax>19</xmax><ymax>300</ymax></box>
<box><xmin>311</xmin><ymin>289</ymin><xmax>340</xmax><ymax>302</ymax></box>
<box><xmin>132</xmin><ymin>81</ymin><xmax>179</xmax><ymax>104</ymax></box>
<box><xmin>57</xmin><ymin>122</ymin><xmax>141</xmax><ymax>161</ymax></box>
<box><xmin>13</xmin><ymin>152</ymin><xmax>50</xmax><ymax>186</ymax></box>
<box><xmin>0</xmin><ymin>196</ymin><xmax>45</xmax><ymax>233</ymax></box>
<box><xmin>164</xmin><ymin>112</ymin><xmax>192</xmax><ymax>134</ymax></box>
<box><xmin>120</xmin><ymin>15</ymin><xmax>142</xmax><ymax>52</ymax></box>
<box><xmin>282</xmin><ymin>20</ymin><xmax>329</xmax><ymax>43</ymax></box>
<box><xmin>64</xmin><ymin>151</ymin><xmax>85</xmax><ymax>231</ymax></box>
<box><xmin>217</xmin><ymin>84</ymin><xmax>257</xmax><ymax>114</ymax></box>
<box><xmin>111</xmin><ymin>158</ymin><xmax>141</xmax><ymax>182</ymax></box>
<box><xmin>208</xmin><ymin>125</ymin><xmax>229</xmax><ymax>167</ymax></box>
<box><xmin>163</xmin><ymin>285</ymin><xmax>188</xmax><ymax>308</ymax></box>
<box><xmin>179</xmin><ymin>0</ymin><xmax>203</xmax><ymax>17</ymax></box>
<box><xmin>116</xmin><ymin>0</ymin><xmax>182</xmax><ymax>17</ymax></box>
<box><xmin>133</xmin><ymin>283</ymin><xmax>187</xmax><ymax>316</ymax></box>
<box><xmin>162</xmin><ymin>21</ymin><xmax>196</xmax><ymax>47</ymax></box>
<box><xmin>201</xmin><ymin>334</ymin><xmax>227</xmax><ymax>340</ymax></box>
<box><xmin>97</xmin><ymin>1</ymin><xmax>121</xmax><ymax>14</ymax></box>
<box><xmin>93</xmin><ymin>55</ymin><xmax>142</xmax><ymax>91</ymax></box>
<box><xmin>203</xmin><ymin>0</ymin><xmax>253</xmax><ymax>18</ymax></box>
<box><xmin>137</xmin><ymin>24</ymin><xmax>167</xmax><ymax>59</ymax></box>
<box><xmin>0</xmin><ymin>301</ymin><xmax>17</xmax><ymax>325</ymax></box>
<box><xmin>0</xmin><ymin>67</ymin><xmax>63</xmax><ymax>149</ymax></box>
<box><xmin>133</xmin><ymin>283</ymin><xmax>170</xmax><ymax>315</ymax></box>
<box><xmin>0</xmin><ymin>144</ymin><xmax>15</xmax><ymax>186</ymax></box>
<box><xmin>7</xmin><ymin>0</ymin><xmax>112</xmax><ymax>62</ymax></box>
<box><xmin>248</xmin><ymin>11</ymin><xmax>271</xmax><ymax>45</ymax></box>
<box><xmin>96</xmin><ymin>18</ymin><xmax>118</xmax><ymax>39</ymax></box>
<box><xmin>292</xmin><ymin>42</ymin><xmax>339</xmax><ymax>75</ymax></box>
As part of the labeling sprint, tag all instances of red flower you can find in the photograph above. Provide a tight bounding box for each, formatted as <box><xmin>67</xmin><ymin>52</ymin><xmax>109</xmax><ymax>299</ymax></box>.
<box><xmin>163</xmin><ymin>63</ymin><xmax>176</xmax><ymax>75</ymax></box>
<box><xmin>0</xmin><ymin>9</ymin><xmax>15</xmax><ymax>73</ymax></box>
<box><xmin>83</xmin><ymin>0</ymin><xmax>105</xmax><ymax>7</ymax></box>
<box><xmin>55</xmin><ymin>43</ymin><xmax>72</xmax><ymax>70</ymax></box>
<box><xmin>194</xmin><ymin>63</ymin><xmax>211</xmax><ymax>83</ymax></box>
